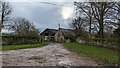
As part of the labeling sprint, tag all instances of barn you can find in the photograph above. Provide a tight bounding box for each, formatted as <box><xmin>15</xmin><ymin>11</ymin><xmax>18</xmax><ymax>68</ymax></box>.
<box><xmin>40</xmin><ymin>28</ymin><xmax>76</xmax><ymax>42</ymax></box>
<box><xmin>40</xmin><ymin>28</ymin><xmax>57</xmax><ymax>42</ymax></box>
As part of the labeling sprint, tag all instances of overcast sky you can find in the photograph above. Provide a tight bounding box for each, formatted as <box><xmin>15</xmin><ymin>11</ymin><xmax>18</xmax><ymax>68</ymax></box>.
<box><xmin>2</xmin><ymin>0</ymin><xmax>118</xmax><ymax>33</ymax></box>
<box><xmin>2</xmin><ymin>2</ymin><xmax>76</xmax><ymax>33</ymax></box>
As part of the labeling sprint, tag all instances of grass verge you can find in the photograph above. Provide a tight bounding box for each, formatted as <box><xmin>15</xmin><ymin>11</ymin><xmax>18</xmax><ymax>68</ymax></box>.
<box><xmin>63</xmin><ymin>42</ymin><xmax>118</xmax><ymax>65</ymax></box>
<box><xmin>2</xmin><ymin>42</ymin><xmax>48</xmax><ymax>51</ymax></box>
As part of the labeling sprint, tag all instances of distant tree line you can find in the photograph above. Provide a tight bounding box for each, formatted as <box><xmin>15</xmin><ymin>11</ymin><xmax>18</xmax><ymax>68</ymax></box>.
<box><xmin>70</xmin><ymin>1</ymin><xmax>120</xmax><ymax>50</ymax></box>
<box><xmin>71</xmin><ymin>1</ymin><xmax>120</xmax><ymax>38</ymax></box>
<box><xmin>0</xmin><ymin>2</ymin><xmax>40</xmax><ymax>44</ymax></box>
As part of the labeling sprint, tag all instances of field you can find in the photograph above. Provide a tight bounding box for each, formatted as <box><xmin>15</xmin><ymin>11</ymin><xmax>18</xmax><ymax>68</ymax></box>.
<box><xmin>63</xmin><ymin>42</ymin><xmax>118</xmax><ymax>65</ymax></box>
<box><xmin>2</xmin><ymin>42</ymin><xmax>48</xmax><ymax>51</ymax></box>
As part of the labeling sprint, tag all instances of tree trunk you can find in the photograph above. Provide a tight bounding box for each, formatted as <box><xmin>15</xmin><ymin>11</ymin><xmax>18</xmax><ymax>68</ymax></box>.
<box><xmin>0</xmin><ymin>22</ymin><xmax>2</xmax><ymax>33</ymax></box>
<box><xmin>99</xmin><ymin>2</ymin><xmax>104</xmax><ymax>38</ymax></box>
<box><xmin>0</xmin><ymin>3</ymin><xmax>4</xmax><ymax>33</ymax></box>
<box><xmin>99</xmin><ymin>13</ymin><xmax>104</xmax><ymax>38</ymax></box>
<box><xmin>89</xmin><ymin>16</ymin><xmax>92</xmax><ymax>38</ymax></box>
<box><xmin>0</xmin><ymin>13</ymin><xmax>4</xmax><ymax>33</ymax></box>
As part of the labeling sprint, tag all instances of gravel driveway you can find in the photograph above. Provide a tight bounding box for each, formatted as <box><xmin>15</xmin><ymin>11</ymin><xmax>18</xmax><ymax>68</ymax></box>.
<box><xmin>1</xmin><ymin>43</ymin><xmax>98</xmax><ymax>66</ymax></box>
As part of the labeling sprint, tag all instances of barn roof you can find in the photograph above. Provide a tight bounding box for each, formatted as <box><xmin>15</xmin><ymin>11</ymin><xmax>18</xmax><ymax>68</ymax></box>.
<box><xmin>40</xmin><ymin>28</ymin><xmax>57</xmax><ymax>36</ymax></box>
<box><xmin>59</xmin><ymin>28</ymin><xmax>76</xmax><ymax>37</ymax></box>
<box><xmin>40</xmin><ymin>28</ymin><xmax>76</xmax><ymax>37</ymax></box>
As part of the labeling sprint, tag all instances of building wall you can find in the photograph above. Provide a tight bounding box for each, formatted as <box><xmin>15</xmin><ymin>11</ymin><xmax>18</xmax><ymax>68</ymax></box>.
<box><xmin>54</xmin><ymin>29</ymin><xmax>64</xmax><ymax>43</ymax></box>
<box><xmin>41</xmin><ymin>35</ymin><xmax>55</xmax><ymax>42</ymax></box>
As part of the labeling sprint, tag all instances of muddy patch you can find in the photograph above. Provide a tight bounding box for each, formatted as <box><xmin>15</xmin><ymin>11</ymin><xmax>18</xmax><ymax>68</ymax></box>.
<box><xmin>28</xmin><ymin>56</ymin><xmax>44</xmax><ymax>60</ymax></box>
<box><xmin>2</xmin><ymin>43</ymin><xmax>98</xmax><ymax>66</ymax></box>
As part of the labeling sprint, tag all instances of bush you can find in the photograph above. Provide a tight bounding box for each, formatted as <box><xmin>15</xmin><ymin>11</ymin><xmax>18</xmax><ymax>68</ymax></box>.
<box><xmin>2</xmin><ymin>35</ymin><xmax>40</xmax><ymax>45</ymax></box>
<box><xmin>64</xmin><ymin>35</ymin><xmax>76</xmax><ymax>42</ymax></box>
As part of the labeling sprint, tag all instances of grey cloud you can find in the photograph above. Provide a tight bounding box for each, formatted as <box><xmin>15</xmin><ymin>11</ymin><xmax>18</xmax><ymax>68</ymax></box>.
<box><xmin>9</xmin><ymin>2</ymin><xmax>72</xmax><ymax>32</ymax></box>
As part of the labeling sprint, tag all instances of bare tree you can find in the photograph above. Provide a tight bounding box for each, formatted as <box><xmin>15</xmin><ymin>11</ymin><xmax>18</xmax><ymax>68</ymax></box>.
<box><xmin>113</xmin><ymin>2</ymin><xmax>120</xmax><ymax>22</ymax></box>
<box><xmin>70</xmin><ymin>16</ymin><xmax>88</xmax><ymax>37</ymax></box>
<box><xmin>74</xmin><ymin>2</ymin><xmax>93</xmax><ymax>38</ymax></box>
<box><xmin>11</xmin><ymin>17</ymin><xmax>40</xmax><ymax>37</ymax></box>
<box><xmin>0</xmin><ymin>2</ymin><xmax>12</xmax><ymax>32</ymax></box>
<box><xmin>105</xmin><ymin>2</ymin><xmax>120</xmax><ymax>27</ymax></box>
<box><xmin>113</xmin><ymin>2</ymin><xmax>120</xmax><ymax>39</ymax></box>
<box><xmin>91</xmin><ymin>2</ymin><xmax>115</xmax><ymax>38</ymax></box>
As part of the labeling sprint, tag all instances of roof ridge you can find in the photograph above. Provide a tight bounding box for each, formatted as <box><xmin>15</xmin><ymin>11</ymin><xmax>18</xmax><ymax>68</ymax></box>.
<box><xmin>46</xmin><ymin>28</ymin><xmax>57</xmax><ymax>30</ymax></box>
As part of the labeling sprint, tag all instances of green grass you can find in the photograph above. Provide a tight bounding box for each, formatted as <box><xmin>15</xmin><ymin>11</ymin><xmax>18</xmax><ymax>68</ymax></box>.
<box><xmin>63</xmin><ymin>42</ymin><xmax>118</xmax><ymax>65</ymax></box>
<box><xmin>2</xmin><ymin>34</ymin><xmax>12</xmax><ymax>36</ymax></box>
<box><xmin>1</xmin><ymin>42</ymin><xmax>48</xmax><ymax>51</ymax></box>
